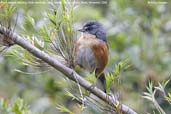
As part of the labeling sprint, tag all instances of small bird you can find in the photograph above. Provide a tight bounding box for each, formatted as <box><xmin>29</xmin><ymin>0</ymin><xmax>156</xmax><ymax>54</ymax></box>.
<box><xmin>75</xmin><ymin>21</ymin><xmax>108</xmax><ymax>92</ymax></box>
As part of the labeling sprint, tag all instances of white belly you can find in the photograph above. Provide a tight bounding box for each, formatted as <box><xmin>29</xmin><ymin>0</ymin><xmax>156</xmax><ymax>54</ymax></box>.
<box><xmin>76</xmin><ymin>46</ymin><xmax>98</xmax><ymax>72</ymax></box>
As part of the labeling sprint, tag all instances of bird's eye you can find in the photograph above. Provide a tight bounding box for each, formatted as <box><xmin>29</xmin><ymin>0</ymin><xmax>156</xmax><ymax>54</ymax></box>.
<box><xmin>85</xmin><ymin>27</ymin><xmax>92</xmax><ymax>31</ymax></box>
<box><xmin>85</xmin><ymin>28</ymin><xmax>89</xmax><ymax>31</ymax></box>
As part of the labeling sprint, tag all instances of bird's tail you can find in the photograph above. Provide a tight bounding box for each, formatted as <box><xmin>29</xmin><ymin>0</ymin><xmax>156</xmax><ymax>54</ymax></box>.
<box><xmin>96</xmin><ymin>72</ymin><xmax>106</xmax><ymax>93</ymax></box>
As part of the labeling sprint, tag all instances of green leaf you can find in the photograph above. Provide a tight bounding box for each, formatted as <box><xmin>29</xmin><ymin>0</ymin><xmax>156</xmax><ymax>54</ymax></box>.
<box><xmin>105</xmin><ymin>73</ymin><xmax>115</xmax><ymax>93</ymax></box>
<box><xmin>2</xmin><ymin>5</ymin><xmax>16</xmax><ymax>18</ymax></box>
<box><xmin>65</xmin><ymin>90</ymin><xmax>77</xmax><ymax>100</ymax></box>
<box><xmin>56</xmin><ymin>104</ymin><xmax>74</xmax><ymax>114</ymax></box>
<box><xmin>85</xmin><ymin>71</ymin><xmax>96</xmax><ymax>84</ymax></box>
<box><xmin>61</xmin><ymin>0</ymin><xmax>65</xmax><ymax>12</ymax></box>
<box><xmin>165</xmin><ymin>93</ymin><xmax>171</xmax><ymax>103</ymax></box>
<box><xmin>11</xmin><ymin>98</ymin><xmax>30</xmax><ymax>114</ymax></box>
<box><xmin>48</xmin><ymin>13</ymin><xmax>57</xmax><ymax>26</ymax></box>
<box><xmin>39</xmin><ymin>27</ymin><xmax>50</xmax><ymax>42</ymax></box>
<box><xmin>146</xmin><ymin>81</ymin><xmax>153</xmax><ymax>94</ymax></box>
<box><xmin>23</xmin><ymin>15</ymin><xmax>37</xmax><ymax>34</ymax></box>
<box><xmin>0</xmin><ymin>98</ymin><xmax>8</xmax><ymax>109</ymax></box>
<box><xmin>33</xmin><ymin>36</ymin><xmax>44</xmax><ymax>50</ymax></box>
<box><xmin>11</xmin><ymin>98</ymin><xmax>24</xmax><ymax>114</ymax></box>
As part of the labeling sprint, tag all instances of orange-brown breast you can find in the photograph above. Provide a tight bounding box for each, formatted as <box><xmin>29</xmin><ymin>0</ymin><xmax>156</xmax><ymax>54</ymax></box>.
<box><xmin>75</xmin><ymin>33</ymin><xmax>108</xmax><ymax>75</ymax></box>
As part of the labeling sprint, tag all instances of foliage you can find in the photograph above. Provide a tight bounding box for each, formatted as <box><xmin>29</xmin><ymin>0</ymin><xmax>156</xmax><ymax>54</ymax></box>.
<box><xmin>0</xmin><ymin>0</ymin><xmax>171</xmax><ymax>114</ymax></box>
<box><xmin>0</xmin><ymin>3</ymin><xmax>16</xmax><ymax>28</ymax></box>
<box><xmin>0</xmin><ymin>98</ymin><xmax>31</xmax><ymax>114</ymax></box>
<box><xmin>143</xmin><ymin>79</ymin><xmax>171</xmax><ymax>114</ymax></box>
<box><xmin>46</xmin><ymin>0</ymin><xmax>77</xmax><ymax>67</ymax></box>
<box><xmin>105</xmin><ymin>59</ymin><xmax>130</xmax><ymax>93</ymax></box>
<box><xmin>56</xmin><ymin>104</ymin><xmax>74</xmax><ymax>114</ymax></box>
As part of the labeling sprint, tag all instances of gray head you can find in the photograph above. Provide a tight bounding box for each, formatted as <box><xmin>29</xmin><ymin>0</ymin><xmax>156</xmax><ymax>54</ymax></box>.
<box><xmin>78</xmin><ymin>21</ymin><xmax>107</xmax><ymax>42</ymax></box>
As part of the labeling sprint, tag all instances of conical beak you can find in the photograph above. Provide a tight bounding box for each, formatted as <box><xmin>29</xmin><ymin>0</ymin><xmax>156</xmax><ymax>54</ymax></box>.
<box><xmin>78</xmin><ymin>28</ymin><xmax>85</xmax><ymax>32</ymax></box>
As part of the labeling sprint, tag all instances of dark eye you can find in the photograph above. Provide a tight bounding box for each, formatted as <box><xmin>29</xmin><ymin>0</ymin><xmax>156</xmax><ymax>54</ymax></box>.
<box><xmin>85</xmin><ymin>27</ymin><xmax>92</xmax><ymax>31</ymax></box>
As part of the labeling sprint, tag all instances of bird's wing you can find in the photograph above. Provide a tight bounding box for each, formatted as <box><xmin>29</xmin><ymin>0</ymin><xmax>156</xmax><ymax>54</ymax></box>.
<box><xmin>92</xmin><ymin>40</ymin><xmax>108</xmax><ymax>76</ymax></box>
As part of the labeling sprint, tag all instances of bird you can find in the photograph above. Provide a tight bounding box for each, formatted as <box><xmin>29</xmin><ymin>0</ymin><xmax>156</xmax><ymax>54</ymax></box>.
<box><xmin>75</xmin><ymin>21</ymin><xmax>108</xmax><ymax>92</ymax></box>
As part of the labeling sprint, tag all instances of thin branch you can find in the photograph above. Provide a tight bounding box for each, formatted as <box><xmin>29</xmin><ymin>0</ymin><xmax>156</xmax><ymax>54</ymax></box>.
<box><xmin>0</xmin><ymin>25</ymin><xmax>137</xmax><ymax>114</ymax></box>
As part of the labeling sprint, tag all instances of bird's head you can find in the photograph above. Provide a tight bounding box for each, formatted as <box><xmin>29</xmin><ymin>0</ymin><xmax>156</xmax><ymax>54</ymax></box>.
<box><xmin>78</xmin><ymin>21</ymin><xmax>107</xmax><ymax>42</ymax></box>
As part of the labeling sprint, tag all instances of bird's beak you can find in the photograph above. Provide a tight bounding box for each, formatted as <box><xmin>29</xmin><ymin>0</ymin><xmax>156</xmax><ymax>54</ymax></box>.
<box><xmin>78</xmin><ymin>28</ymin><xmax>85</xmax><ymax>32</ymax></box>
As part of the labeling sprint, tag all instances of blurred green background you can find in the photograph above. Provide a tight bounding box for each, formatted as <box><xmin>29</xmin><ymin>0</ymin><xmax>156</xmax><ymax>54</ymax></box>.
<box><xmin>0</xmin><ymin>0</ymin><xmax>171</xmax><ymax>114</ymax></box>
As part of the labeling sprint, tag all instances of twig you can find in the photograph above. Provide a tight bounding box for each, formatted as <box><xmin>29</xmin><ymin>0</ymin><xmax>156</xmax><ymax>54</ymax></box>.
<box><xmin>0</xmin><ymin>25</ymin><xmax>137</xmax><ymax>114</ymax></box>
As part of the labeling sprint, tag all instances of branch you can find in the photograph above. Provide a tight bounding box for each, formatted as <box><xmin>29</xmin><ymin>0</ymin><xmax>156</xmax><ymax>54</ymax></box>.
<box><xmin>0</xmin><ymin>25</ymin><xmax>137</xmax><ymax>114</ymax></box>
